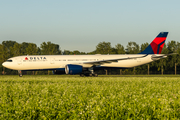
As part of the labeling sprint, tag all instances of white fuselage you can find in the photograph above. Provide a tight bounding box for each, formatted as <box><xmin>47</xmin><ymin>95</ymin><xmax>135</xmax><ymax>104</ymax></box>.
<box><xmin>2</xmin><ymin>54</ymin><xmax>162</xmax><ymax>71</ymax></box>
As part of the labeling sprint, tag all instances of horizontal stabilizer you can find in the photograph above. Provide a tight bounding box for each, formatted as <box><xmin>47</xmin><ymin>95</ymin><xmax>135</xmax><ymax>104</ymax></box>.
<box><xmin>152</xmin><ymin>53</ymin><xmax>177</xmax><ymax>58</ymax></box>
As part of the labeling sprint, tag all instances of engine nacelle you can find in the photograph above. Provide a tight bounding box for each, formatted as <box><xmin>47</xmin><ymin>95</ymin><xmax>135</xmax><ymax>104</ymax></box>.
<box><xmin>65</xmin><ymin>64</ymin><xmax>83</xmax><ymax>75</ymax></box>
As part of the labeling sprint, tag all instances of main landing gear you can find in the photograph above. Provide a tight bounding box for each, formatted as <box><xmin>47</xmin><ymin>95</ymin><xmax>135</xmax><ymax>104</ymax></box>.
<box><xmin>80</xmin><ymin>73</ymin><xmax>98</xmax><ymax>77</ymax></box>
<box><xmin>80</xmin><ymin>68</ymin><xmax>98</xmax><ymax>77</ymax></box>
<box><xmin>18</xmin><ymin>70</ymin><xmax>23</xmax><ymax>77</ymax></box>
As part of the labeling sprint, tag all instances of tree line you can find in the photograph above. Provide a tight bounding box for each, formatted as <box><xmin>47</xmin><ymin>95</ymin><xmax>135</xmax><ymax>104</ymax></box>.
<box><xmin>0</xmin><ymin>40</ymin><xmax>180</xmax><ymax>75</ymax></box>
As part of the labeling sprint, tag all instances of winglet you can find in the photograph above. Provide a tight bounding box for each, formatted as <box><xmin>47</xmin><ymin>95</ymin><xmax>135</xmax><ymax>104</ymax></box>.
<box><xmin>139</xmin><ymin>32</ymin><xmax>168</xmax><ymax>54</ymax></box>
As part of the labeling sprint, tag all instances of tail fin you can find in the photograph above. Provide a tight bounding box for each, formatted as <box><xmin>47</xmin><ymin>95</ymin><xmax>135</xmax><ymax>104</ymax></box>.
<box><xmin>139</xmin><ymin>32</ymin><xmax>168</xmax><ymax>54</ymax></box>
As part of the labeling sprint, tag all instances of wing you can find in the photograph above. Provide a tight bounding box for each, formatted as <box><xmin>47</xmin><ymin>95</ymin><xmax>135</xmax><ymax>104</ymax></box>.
<box><xmin>83</xmin><ymin>54</ymin><xmax>148</xmax><ymax>66</ymax></box>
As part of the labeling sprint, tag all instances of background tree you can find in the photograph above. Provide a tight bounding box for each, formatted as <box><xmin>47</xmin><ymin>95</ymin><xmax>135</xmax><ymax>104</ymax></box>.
<box><xmin>11</xmin><ymin>43</ymin><xmax>23</xmax><ymax>56</ymax></box>
<box><xmin>166</xmin><ymin>41</ymin><xmax>179</xmax><ymax>74</ymax></box>
<box><xmin>167</xmin><ymin>41</ymin><xmax>177</xmax><ymax>67</ymax></box>
<box><xmin>0</xmin><ymin>44</ymin><xmax>8</xmax><ymax>62</ymax></box>
<box><xmin>72</xmin><ymin>50</ymin><xmax>86</xmax><ymax>55</ymax></box>
<box><xmin>115</xmin><ymin>44</ymin><xmax>125</xmax><ymax>54</ymax></box>
<box><xmin>0</xmin><ymin>44</ymin><xmax>9</xmax><ymax>74</ymax></box>
<box><xmin>87</xmin><ymin>50</ymin><xmax>96</xmax><ymax>55</ymax></box>
<box><xmin>110</xmin><ymin>47</ymin><xmax>117</xmax><ymax>54</ymax></box>
<box><xmin>21</xmin><ymin>42</ymin><xmax>29</xmax><ymax>55</ymax></box>
<box><xmin>96</xmin><ymin>42</ymin><xmax>112</xmax><ymax>54</ymax></box>
<box><xmin>63</xmin><ymin>50</ymin><xmax>73</xmax><ymax>55</ymax></box>
<box><xmin>126</xmin><ymin>42</ymin><xmax>140</xmax><ymax>54</ymax></box>
<box><xmin>140</xmin><ymin>42</ymin><xmax>149</xmax><ymax>52</ymax></box>
<box><xmin>26</xmin><ymin>43</ymin><xmax>39</xmax><ymax>55</ymax></box>
<box><xmin>72</xmin><ymin>50</ymin><xmax>81</xmax><ymax>55</ymax></box>
<box><xmin>1</xmin><ymin>41</ymin><xmax>19</xmax><ymax>75</ymax></box>
<box><xmin>175</xmin><ymin>42</ymin><xmax>180</xmax><ymax>74</ymax></box>
<box><xmin>40</xmin><ymin>42</ymin><xmax>61</xmax><ymax>55</ymax></box>
<box><xmin>2</xmin><ymin>41</ymin><xmax>17</xmax><ymax>57</ymax></box>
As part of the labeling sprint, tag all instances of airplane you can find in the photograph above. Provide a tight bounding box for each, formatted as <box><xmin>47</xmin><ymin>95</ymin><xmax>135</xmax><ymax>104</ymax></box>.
<box><xmin>2</xmin><ymin>32</ymin><xmax>172</xmax><ymax>77</ymax></box>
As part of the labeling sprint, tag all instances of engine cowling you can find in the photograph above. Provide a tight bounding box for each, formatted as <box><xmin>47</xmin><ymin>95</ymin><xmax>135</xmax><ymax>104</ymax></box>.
<box><xmin>65</xmin><ymin>64</ymin><xmax>83</xmax><ymax>75</ymax></box>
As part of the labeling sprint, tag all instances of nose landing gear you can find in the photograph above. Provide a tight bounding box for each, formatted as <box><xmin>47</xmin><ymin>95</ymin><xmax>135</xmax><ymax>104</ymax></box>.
<box><xmin>18</xmin><ymin>70</ymin><xmax>23</xmax><ymax>77</ymax></box>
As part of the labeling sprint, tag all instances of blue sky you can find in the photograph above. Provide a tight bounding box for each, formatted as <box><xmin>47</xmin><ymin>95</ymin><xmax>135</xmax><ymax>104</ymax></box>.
<box><xmin>0</xmin><ymin>0</ymin><xmax>180</xmax><ymax>52</ymax></box>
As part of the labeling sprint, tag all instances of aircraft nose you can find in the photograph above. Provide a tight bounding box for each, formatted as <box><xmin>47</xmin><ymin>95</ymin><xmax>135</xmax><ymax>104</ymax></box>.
<box><xmin>2</xmin><ymin>62</ymin><xmax>7</xmax><ymax>67</ymax></box>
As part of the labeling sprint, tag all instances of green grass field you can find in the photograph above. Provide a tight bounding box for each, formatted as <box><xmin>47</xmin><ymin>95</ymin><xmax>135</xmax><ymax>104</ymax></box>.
<box><xmin>0</xmin><ymin>75</ymin><xmax>180</xmax><ymax>119</ymax></box>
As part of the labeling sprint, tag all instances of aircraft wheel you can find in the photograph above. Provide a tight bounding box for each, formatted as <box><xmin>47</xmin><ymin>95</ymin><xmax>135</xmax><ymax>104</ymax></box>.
<box><xmin>80</xmin><ymin>74</ymin><xmax>84</xmax><ymax>77</ymax></box>
<box><xmin>89</xmin><ymin>74</ymin><xmax>93</xmax><ymax>77</ymax></box>
<box><xmin>18</xmin><ymin>70</ymin><xmax>23</xmax><ymax>77</ymax></box>
<box><xmin>93</xmin><ymin>73</ymin><xmax>98</xmax><ymax>77</ymax></box>
<box><xmin>19</xmin><ymin>74</ymin><xmax>23</xmax><ymax>77</ymax></box>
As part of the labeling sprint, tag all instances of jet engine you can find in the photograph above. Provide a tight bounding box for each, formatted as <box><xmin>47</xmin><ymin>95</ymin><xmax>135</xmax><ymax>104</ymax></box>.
<box><xmin>65</xmin><ymin>64</ymin><xmax>83</xmax><ymax>75</ymax></box>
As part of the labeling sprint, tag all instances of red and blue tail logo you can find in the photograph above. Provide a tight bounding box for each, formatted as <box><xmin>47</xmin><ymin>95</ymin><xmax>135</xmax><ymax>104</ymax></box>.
<box><xmin>139</xmin><ymin>32</ymin><xmax>168</xmax><ymax>54</ymax></box>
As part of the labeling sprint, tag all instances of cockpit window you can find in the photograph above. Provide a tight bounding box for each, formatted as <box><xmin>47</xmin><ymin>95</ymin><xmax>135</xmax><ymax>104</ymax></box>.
<box><xmin>6</xmin><ymin>59</ymin><xmax>13</xmax><ymax>62</ymax></box>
